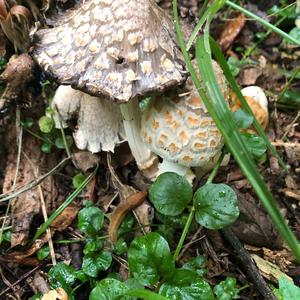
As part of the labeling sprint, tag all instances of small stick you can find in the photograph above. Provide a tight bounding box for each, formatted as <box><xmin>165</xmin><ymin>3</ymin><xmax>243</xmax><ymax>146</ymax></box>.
<box><xmin>108</xmin><ymin>191</ymin><xmax>147</xmax><ymax>243</ymax></box>
<box><xmin>222</xmin><ymin>228</ymin><xmax>276</xmax><ymax>300</ymax></box>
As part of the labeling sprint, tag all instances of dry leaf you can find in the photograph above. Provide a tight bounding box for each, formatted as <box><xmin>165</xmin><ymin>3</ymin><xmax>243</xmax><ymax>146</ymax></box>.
<box><xmin>231</xmin><ymin>190</ymin><xmax>283</xmax><ymax>249</ymax></box>
<box><xmin>218</xmin><ymin>13</ymin><xmax>246</xmax><ymax>51</ymax></box>
<box><xmin>72</xmin><ymin>151</ymin><xmax>100</xmax><ymax>173</ymax></box>
<box><xmin>41</xmin><ymin>288</ymin><xmax>68</xmax><ymax>300</ymax></box>
<box><xmin>252</xmin><ymin>254</ymin><xmax>293</xmax><ymax>283</ymax></box>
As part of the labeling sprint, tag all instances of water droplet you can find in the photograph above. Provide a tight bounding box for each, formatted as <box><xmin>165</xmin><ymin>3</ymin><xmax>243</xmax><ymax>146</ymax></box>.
<box><xmin>219</xmin><ymin>191</ymin><xmax>226</xmax><ymax>198</ymax></box>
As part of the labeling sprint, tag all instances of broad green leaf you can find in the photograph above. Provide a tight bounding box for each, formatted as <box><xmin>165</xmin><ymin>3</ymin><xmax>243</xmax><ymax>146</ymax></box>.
<box><xmin>159</xmin><ymin>280</ymin><xmax>214</xmax><ymax>300</ymax></box>
<box><xmin>194</xmin><ymin>183</ymin><xmax>239</xmax><ymax>230</ymax></box>
<box><xmin>278</xmin><ymin>276</ymin><xmax>300</xmax><ymax>300</ymax></box>
<box><xmin>288</xmin><ymin>27</ymin><xmax>300</xmax><ymax>44</ymax></box>
<box><xmin>149</xmin><ymin>172</ymin><xmax>193</xmax><ymax>216</ymax></box>
<box><xmin>83</xmin><ymin>237</ymin><xmax>103</xmax><ymax>255</ymax></box>
<box><xmin>78</xmin><ymin>206</ymin><xmax>104</xmax><ymax>236</ymax></box>
<box><xmin>82</xmin><ymin>251</ymin><xmax>112</xmax><ymax>277</ymax></box>
<box><xmin>241</xmin><ymin>133</ymin><xmax>267</xmax><ymax>158</ymax></box>
<box><xmin>214</xmin><ymin>277</ymin><xmax>240</xmax><ymax>300</ymax></box>
<box><xmin>39</xmin><ymin>116</ymin><xmax>54</xmax><ymax>133</ymax></box>
<box><xmin>48</xmin><ymin>262</ymin><xmax>77</xmax><ymax>297</ymax></box>
<box><xmin>128</xmin><ymin>232</ymin><xmax>175</xmax><ymax>285</ymax></box>
<box><xmin>89</xmin><ymin>278</ymin><xmax>128</xmax><ymax>300</ymax></box>
<box><xmin>118</xmin><ymin>213</ymin><xmax>135</xmax><ymax>237</ymax></box>
<box><xmin>182</xmin><ymin>256</ymin><xmax>207</xmax><ymax>277</ymax></box>
<box><xmin>37</xmin><ymin>246</ymin><xmax>50</xmax><ymax>260</ymax></box>
<box><xmin>232</xmin><ymin>109</ymin><xmax>253</xmax><ymax>129</ymax></box>
<box><xmin>126</xmin><ymin>290</ymin><xmax>168</xmax><ymax>300</ymax></box>
<box><xmin>114</xmin><ymin>237</ymin><xmax>128</xmax><ymax>255</ymax></box>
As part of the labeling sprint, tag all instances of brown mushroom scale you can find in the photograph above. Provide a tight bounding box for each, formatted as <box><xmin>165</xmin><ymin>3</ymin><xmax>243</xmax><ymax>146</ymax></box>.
<box><xmin>33</xmin><ymin>0</ymin><xmax>186</xmax><ymax>102</ymax></box>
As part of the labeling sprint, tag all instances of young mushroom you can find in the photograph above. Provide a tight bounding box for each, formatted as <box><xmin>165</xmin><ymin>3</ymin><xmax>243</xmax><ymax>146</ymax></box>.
<box><xmin>231</xmin><ymin>85</ymin><xmax>269</xmax><ymax>131</ymax></box>
<box><xmin>141</xmin><ymin>60</ymin><xmax>229</xmax><ymax>182</ymax></box>
<box><xmin>32</xmin><ymin>0</ymin><xmax>186</xmax><ymax>172</ymax></box>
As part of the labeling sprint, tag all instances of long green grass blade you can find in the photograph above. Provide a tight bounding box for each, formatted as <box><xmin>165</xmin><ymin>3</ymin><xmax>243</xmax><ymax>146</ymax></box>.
<box><xmin>196</xmin><ymin>36</ymin><xmax>300</xmax><ymax>261</ymax></box>
<box><xmin>226</xmin><ymin>0</ymin><xmax>300</xmax><ymax>46</ymax></box>
<box><xmin>172</xmin><ymin>0</ymin><xmax>300</xmax><ymax>261</ymax></box>
<box><xmin>209</xmin><ymin>37</ymin><xmax>286</xmax><ymax>170</ymax></box>
<box><xmin>32</xmin><ymin>166</ymin><xmax>98</xmax><ymax>241</ymax></box>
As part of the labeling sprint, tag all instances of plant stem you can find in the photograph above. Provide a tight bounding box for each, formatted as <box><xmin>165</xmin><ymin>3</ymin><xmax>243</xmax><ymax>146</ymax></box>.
<box><xmin>173</xmin><ymin>152</ymin><xmax>225</xmax><ymax>261</ymax></box>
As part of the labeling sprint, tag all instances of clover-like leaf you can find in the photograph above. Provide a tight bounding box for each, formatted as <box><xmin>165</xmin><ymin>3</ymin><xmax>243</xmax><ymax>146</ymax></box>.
<box><xmin>241</xmin><ymin>133</ymin><xmax>267</xmax><ymax>158</ymax></box>
<box><xmin>82</xmin><ymin>251</ymin><xmax>112</xmax><ymax>278</ymax></box>
<box><xmin>128</xmin><ymin>232</ymin><xmax>175</xmax><ymax>285</ymax></box>
<box><xmin>78</xmin><ymin>205</ymin><xmax>104</xmax><ymax>236</ymax></box>
<box><xmin>149</xmin><ymin>172</ymin><xmax>193</xmax><ymax>216</ymax></box>
<box><xmin>159</xmin><ymin>280</ymin><xmax>214</xmax><ymax>300</ymax></box>
<box><xmin>89</xmin><ymin>278</ymin><xmax>128</xmax><ymax>300</ymax></box>
<box><xmin>194</xmin><ymin>183</ymin><xmax>239</xmax><ymax>230</ymax></box>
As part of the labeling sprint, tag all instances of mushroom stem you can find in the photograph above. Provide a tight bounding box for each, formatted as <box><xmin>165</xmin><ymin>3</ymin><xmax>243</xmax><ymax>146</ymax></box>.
<box><xmin>120</xmin><ymin>98</ymin><xmax>157</xmax><ymax>174</ymax></box>
<box><xmin>158</xmin><ymin>160</ymin><xmax>195</xmax><ymax>184</ymax></box>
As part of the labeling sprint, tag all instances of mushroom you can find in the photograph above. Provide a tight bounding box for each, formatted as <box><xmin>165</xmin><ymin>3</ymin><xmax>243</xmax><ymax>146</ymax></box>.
<box><xmin>141</xmin><ymin>60</ymin><xmax>229</xmax><ymax>182</ymax></box>
<box><xmin>52</xmin><ymin>85</ymin><xmax>125</xmax><ymax>153</ymax></box>
<box><xmin>231</xmin><ymin>85</ymin><xmax>269</xmax><ymax>131</ymax></box>
<box><xmin>32</xmin><ymin>0</ymin><xmax>186</xmax><ymax>172</ymax></box>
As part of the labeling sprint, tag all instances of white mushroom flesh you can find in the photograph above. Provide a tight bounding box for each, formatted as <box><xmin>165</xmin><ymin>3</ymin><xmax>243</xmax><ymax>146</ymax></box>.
<box><xmin>53</xmin><ymin>86</ymin><xmax>125</xmax><ymax>153</ymax></box>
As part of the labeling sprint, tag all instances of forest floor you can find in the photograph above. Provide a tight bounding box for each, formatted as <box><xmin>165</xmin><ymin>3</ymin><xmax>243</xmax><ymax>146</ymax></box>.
<box><xmin>0</xmin><ymin>0</ymin><xmax>299</xmax><ymax>299</ymax></box>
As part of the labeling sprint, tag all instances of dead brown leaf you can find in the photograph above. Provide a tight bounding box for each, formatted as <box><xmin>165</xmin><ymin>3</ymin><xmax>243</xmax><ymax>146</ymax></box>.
<box><xmin>72</xmin><ymin>151</ymin><xmax>100</xmax><ymax>173</ymax></box>
<box><xmin>41</xmin><ymin>288</ymin><xmax>68</xmax><ymax>300</ymax></box>
<box><xmin>231</xmin><ymin>190</ymin><xmax>283</xmax><ymax>249</ymax></box>
<box><xmin>218</xmin><ymin>13</ymin><xmax>246</xmax><ymax>51</ymax></box>
<box><xmin>3</xmin><ymin>133</ymin><xmax>57</xmax><ymax>247</ymax></box>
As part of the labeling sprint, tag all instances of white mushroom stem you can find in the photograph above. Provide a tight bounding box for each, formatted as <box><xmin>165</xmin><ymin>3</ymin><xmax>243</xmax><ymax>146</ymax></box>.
<box><xmin>120</xmin><ymin>98</ymin><xmax>157</xmax><ymax>174</ymax></box>
<box><xmin>158</xmin><ymin>160</ymin><xmax>195</xmax><ymax>184</ymax></box>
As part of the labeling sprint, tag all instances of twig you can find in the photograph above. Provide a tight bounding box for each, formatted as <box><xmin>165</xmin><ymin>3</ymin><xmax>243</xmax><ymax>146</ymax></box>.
<box><xmin>0</xmin><ymin>157</ymin><xmax>71</xmax><ymax>202</ymax></box>
<box><xmin>0</xmin><ymin>264</ymin><xmax>41</xmax><ymax>297</ymax></box>
<box><xmin>221</xmin><ymin>228</ymin><xmax>276</xmax><ymax>300</ymax></box>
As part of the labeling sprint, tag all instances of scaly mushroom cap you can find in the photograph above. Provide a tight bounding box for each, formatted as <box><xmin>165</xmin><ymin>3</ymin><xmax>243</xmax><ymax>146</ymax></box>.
<box><xmin>32</xmin><ymin>0</ymin><xmax>186</xmax><ymax>102</ymax></box>
<box><xmin>141</xmin><ymin>61</ymin><xmax>228</xmax><ymax>167</ymax></box>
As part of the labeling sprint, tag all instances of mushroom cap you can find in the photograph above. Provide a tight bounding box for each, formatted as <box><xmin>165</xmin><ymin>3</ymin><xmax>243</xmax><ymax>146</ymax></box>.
<box><xmin>141</xmin><ymin>61</ymin><xmax>228</xmax><ymax>168</ymax></box>
<box><xmin>33</xmin><ymin>0</ymin><xmax>186</xmax><ymax>102</ymax></box>
<box><xmin>231</xmin><ymin>86</ymin><xmax>269</xmax><ymax>130</ymax></box>
<box><xmin>53</xmin><ymin>86</ymin><xmax>125</xmax><ymax>153</ymax></box>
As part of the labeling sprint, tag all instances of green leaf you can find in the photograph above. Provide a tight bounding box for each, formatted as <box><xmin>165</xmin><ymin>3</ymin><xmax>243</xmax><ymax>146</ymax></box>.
<box><xmin>89</xmin><ymin>278</ymin><xmax>128</xmax><ymax>300</ymax></box>
<box><xmin>118</xmin><ymin>213</ymin><xmax>135</xmax><ymax>237</ymax></box>
<box><xmin>82</xmin><ymin>251</ymin><xmax>112</xmax><ymax>277</ymax></box>
<box><xmin>214</xmin><ymin>277</ymin><xmax>240</xmax><ymax>300</ymax></box>
<box><xmin>72</xmin><ymin>173</ymin><xmax>86</xmax><ymax>189</ymax></box>
<box><xmin>278</xmin><ymin>276</ymin><xmax>300</xmax><ymax>300</ymax></box>
<box><xmin>37</xmin><ymin>246</ymin><xmax>50</xmax><ymax>260</ymax></box>
<box><xmin>241</xmin><ymin>133</ymin><xmax>267</xmax><ymax>158</ymax></box>
<box><xmin>194</xmin><ymin>183</ymin><xmax>239</xmax><ymax>230</ymax></box>
<box><xmin>126</xmin><ymin>289</ymin><xmax>168</xmax><ymax>300</ymax></box>
<box><xmin>78</xmin><ymin>206</ymin><xmax>104</xmax><ymax>236</ymax></box>
<box><xmin>159</xmin><ymin>280</ymin><xmax>214</xmax><ymax>300</ymax></box>
<box><xmin>288</xmin><ymin>27</ymin><xmax>300</xmax><ymax>44</ymax></box>
<box><xmin>83</xmin><ymin>237</ymin><xmax>103</xmax><ymax>255</ymax></box>
<box><xmin>55</xmin><ymin>135</ymin><xmax>73</xmax><ymax>149</ymax></box>
<box><xmin>38</xmin><ymin>116</ymin><xmax>54</xmax><ymax>133</ymax></box>
<box><xmin>128</xmin><ymin>232</ymin><xmax>175</xmax><ymax>285</ymax></box>
<box><xmin>114</xmin><ymin>237</ymin><xmax>128</xmax><ymax>255</ymax></box>
<box><xmin>182</xmin><ymin>256</ymin><xmax>207</xmax><ymax>277</ymax></box>
<box><xmin>41</xmin><ymin>143</ymin><xmax>52</xmax><ymax>154</ymax></box>
<box><xmin>48</xmin><ymin>263</ymin><xmax>77</xmax><ymax>296</ymax></box>
<box><xmin>149</xmin><ymin>172</ymin><xmax>193</xmax><ymax>216</ymax></box>
<box><xmin>22</xmin><ymin>118</ymin><xmax>34</xmax><ymax>128</ymax></box>
<box><xmin>167</xmin><ymin>269</ymin><xmax>198</xmax><ymax>286</ymax></box>
<box><xmin>232</xmin><ymin>109</ymin><xmax>253</xmax><ymax>129</ymax></box>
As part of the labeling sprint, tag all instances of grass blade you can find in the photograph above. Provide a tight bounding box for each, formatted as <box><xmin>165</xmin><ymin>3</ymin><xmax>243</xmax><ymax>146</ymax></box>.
<box><xmin>209</xmin><ymin>37</ymin><xmax>286</xmax><ymax>170</ymax></box>
<box><xmin>172</xmin><ymin>0</ymin><xmax>300</xmax><ymax>261</ymax></box>
<box><xmin>32</xmin><ymin>166</ymin><xmax>98</xmax><ymax>241</ymax></box>
<box><xmin>226</xmin><ymin>0</ymin><xmax>300</xmax><ymax>46</ymax></box>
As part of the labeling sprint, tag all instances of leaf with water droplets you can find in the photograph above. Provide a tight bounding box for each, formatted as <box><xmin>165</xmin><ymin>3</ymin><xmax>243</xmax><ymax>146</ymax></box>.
<box><xmin>128</xmin><ymin>232</ymin><xmax>175</xmax><ymax>286</ymax></box>
<box><xmin>149</xmin><ymin>172</ymin><xmax>193</xmax><ymax>216</ymax></box>
<box><xmin>193</xmin><ymin>183</ymin><xmax>239</xmax><ymax>230</ymax></box>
